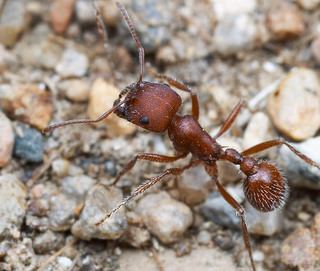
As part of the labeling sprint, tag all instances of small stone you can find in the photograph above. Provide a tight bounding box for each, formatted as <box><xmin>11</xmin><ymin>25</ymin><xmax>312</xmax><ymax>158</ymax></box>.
<box><xmin>311</xmin><ymin>36</ymin><xmax>320</xmax><ymax>64</ymax></box>
<box><xmin>252</xmin><ymin>250</ymin><xmax>264</xmax><ymax>262</ymax></box>
<box><xmin>0</xmin><ymin>44</ymin><xmax>16</xmax><ymax>73</ymax></box>
<box><xmin>57</xmin><ymin>256</ymin><xmax>73</xmax><ymax>268</ymax></box>
<box><xmin>243</xmin><ymin>112</ymin><xmax>274</xmax><ymax>150</ymax></box>
<box><xmin>0</xmin><ymin>112</ymin><xmax>14</xmax><ymax>168</ymax></box>
<box><xmin>33</xmin><ymin>230</ymin><xmax>64</xmax><ymax>254</ymax></box>
<box><xmin>14</xmin><ymin>124</ymin><xmax>44</xmax><ymax>163</ymax></box>
<box><xmin>200</xmin><ymin>187</ymin><xmax>244</xmax><ymax>229</ymax></box>
<box><xmin>87</xmin><ymin>78</ymin><xmax>136</xmax><ymax>137</ymax></box>
<box><xmin>214</xmin><ymin>14</ymin><xmax>258</xmax><ymax>56</ymax></box>
<box><xmin>298</xmin><ymin>212</ymin><xmax>311</xmax><ymax>222</ymax></box>
<box><xmin>0</xmin><ymin>174</ymin><xmax>27</xmax><ymax>239</ymax></box>
<box><xmin>50</xmin><ymin>0</ymin><xmax>75</xmax><ymax>34</ymax></box>
<box><xmin>136</xmin><ymin>192</ymin><xmax>193</xmax><ymax>244</ymax></box>
<box><xmin>55</xmin><ymin>47</ymin><xmax>89</xmax><ymax>78</ymax></box>
<box><xmin>122</xmin><ymin>226</ymin><xmax>150</xmax><ymax>248</ymax></box>
<box><xmin>61</xmin><ymin>175</ymin><xmax>96</xmax><ymax>200</ymax></box>
<box><xmin>75</xmin><ymin>0</ymin><xmax>95</xmax><ymax>24</ymax></box>
<box><xmin>297</xmin><ymin>0</ymin><xmax>320</xmax><ymax>10</ymax></box>
<box><xmin>197</xmin><ymin>230</ymin><xmax>211</xmax><ymax>246</ymax></box>
<box><xmin>59</xmin><ymin>79</ymin><xmax>90</xmax><ymax>102</ymax></box>
<box><xmin>0</xmin><ymin>84</ymin><xmax>53</xmax><ymax>130</ymax></box>
<box><xmin>281</xmin><ymin>228</ymin><xmax>317</xmax><ymax>270</ymax></box>
<box><xmin>245</xmin><ymin>202</ymin><xmax>283</xmax><ymax>236</ymax></box>
<box><xmin>278</xmin><ymin>136</ymin><xmax>320</xmax><ymax>189</ymax></box>
<box><xmin>211</xmin><ymin>0</ymin><xmax>257</xmax><ymax>21</ymax></box>
<box><xmin>0</xmin><ymin>0</ymin><xmax>26</xmax><ymax>47</ymax></box>
<box><xmin>177</xmin><ymin>166</ymin><xmax>213</xmax><ymax>206</ymax></box>
<box><xmin>101</xmin><ymin>1</ymin><xmax>121</xmax><ymax>27</ymax></box>
<box><xmin>71</xmin><ymin>185</ymin><xmax>127</xmax><ymax>240</ymax></box>
<box><xmin>51</xmin><ymin>159</ymin><xmax>70</xmax><ymax>178</ymax></box>
<box><xmin>267</xmin><ymin>2</ymin><xmax>305</xmax><ymax>40</ymax></box>
<box><xmin>267</xmin><ymin>68</ymin><xmax>320</xmax><ymax>141</ymax></box>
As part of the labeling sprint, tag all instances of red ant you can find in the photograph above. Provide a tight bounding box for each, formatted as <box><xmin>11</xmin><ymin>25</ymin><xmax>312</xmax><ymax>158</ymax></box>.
<box><xmin>43</xmin><ymin>2</ymin><xmax>320</xmax><ymax>271</ymax></box>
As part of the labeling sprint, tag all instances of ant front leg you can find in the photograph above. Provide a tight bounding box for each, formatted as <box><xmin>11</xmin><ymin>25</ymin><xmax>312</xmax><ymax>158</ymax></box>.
<box><xmin>96</xmin><ymin>159</ymin><xmax>201</xmax><ymax>225</ymax></box>
<box><xmin>110</xmin><ymin>152</ymin><xmax>188</xmax><ymax>186</ymax></box>
<box><xmin>155</xmin><ymin>74</ymin><xmax>199</xmax><ymax>120</ymax></box>
<box><xmin>204</xmin><ymin>163</ymin><xmax>256</xmax><ymax>271</ymax></box>
<box><xmin>241</xmin><ymin>139</ymin><xmax>320</xmax><ymax>170</ymax></box>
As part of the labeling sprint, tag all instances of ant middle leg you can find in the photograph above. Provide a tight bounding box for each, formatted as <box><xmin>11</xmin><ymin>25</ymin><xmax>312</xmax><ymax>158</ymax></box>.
<box><xmin>241</xmin><ymin>139</ymin><xmax>320</xmax><ymax>170</ymax></box>
<box><xmin>204</xmin><ymin>163</ymin><xmax>256</xmax><ymax>271</ymax></box>
<box><xmin>110</xmin><ymin>152</ymin><xmax>188</xmax><ymax>186</ymax></box>
<box><xmin>154</xmin><ymin>74</ymin><xmax>199</xmax><ymax>120</ymax></box>
<box><xmin>96</xmin><ymin>159</ymin><xmax>201</xmax><ymax>225</ymax></box>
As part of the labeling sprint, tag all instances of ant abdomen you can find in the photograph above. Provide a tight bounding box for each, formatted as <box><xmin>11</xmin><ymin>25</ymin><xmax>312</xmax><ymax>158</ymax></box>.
<box><xmin>115</xmin><ymin>82</ymin><xmax>182</xmax><ymax>132</ymax></box>
<box><xmin>243</xmin><ymin>161</ymin><xmax>288</xmax><ymax>212</ymax></box>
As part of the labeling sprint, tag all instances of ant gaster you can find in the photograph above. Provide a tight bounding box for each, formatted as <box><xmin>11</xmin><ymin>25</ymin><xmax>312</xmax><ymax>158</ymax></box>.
<box><xmin>43</xmin><ymin>2</ymin><xmax>320</xmax><ymax>271</ymax></box>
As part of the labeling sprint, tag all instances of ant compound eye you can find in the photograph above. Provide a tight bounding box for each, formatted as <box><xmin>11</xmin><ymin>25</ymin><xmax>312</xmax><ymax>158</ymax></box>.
<box><xmin>139</xmin><ymin>116</ymin><xmax>149</xmax><ymax>125</ymax></box>
<box><xmin>243</xmin><ymin>162</ymin><xmax>288</xmax><ymax>212</ymax></box>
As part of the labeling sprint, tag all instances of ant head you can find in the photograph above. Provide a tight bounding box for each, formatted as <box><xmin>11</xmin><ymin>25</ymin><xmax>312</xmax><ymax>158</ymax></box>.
<box><xmin>241</xmin><ymin>159</ymin><xmax>288</xmax><ymax>212</ymax></box>
<box><xmin>114</xmin><ymin>81</ymin><xmax>182</xmax><ymax>132</ymax></box>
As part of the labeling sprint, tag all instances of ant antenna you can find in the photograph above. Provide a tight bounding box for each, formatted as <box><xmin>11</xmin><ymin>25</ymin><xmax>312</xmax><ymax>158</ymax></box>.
<box><xmin>116</xmin><ymin>1</ymin><xmax>145</xmax><ymax>83</ymax></box>
<box><xmin>92</xmin><ymin>0</ymin><xmax>108</xmax><ymax>49</ymax></box>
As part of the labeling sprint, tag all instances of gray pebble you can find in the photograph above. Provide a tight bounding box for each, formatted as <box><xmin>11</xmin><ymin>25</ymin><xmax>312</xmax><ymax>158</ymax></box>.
<box><xmin>33</xmin><ymin>230</ymin><xmax>65</xmax><ymax>254</ymax></box>
<box><xmin>61</xmin><ymin>175</ymin><xmax>96</xmax><ymax>200</ymax></box>
<box><xmin>0</xmin><ymin>174</ymin><xmax>27</xmax><ymax>239</ymax></box>
<box><xmin>13</xmin><ymin>124</ymin><xmax>44</xmax><ymax>163</ymax></box>
<box><xmin>71</xmin><ymin>185</ymin><xmax>127</xmax><ymax>240</ymax></box>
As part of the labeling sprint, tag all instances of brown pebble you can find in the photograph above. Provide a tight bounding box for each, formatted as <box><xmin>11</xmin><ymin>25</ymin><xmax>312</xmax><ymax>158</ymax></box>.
<box><xmin>50</xmin><ymin>0</ymin><xmax>76</xmax><ymax>34</ymax></box>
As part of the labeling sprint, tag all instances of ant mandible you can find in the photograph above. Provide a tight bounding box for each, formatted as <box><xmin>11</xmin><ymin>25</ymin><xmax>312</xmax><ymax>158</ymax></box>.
<box><xmin>43</xmin><ymin>2</ymin><xmax>320</xmax><ymax>271</ymax></box>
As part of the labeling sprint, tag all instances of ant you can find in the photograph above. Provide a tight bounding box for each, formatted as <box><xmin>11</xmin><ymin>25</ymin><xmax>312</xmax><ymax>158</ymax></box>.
<box><xmin>43</xmin><ymin>2</ymin><xmax>320</xmax><ymax>271</ymax></box>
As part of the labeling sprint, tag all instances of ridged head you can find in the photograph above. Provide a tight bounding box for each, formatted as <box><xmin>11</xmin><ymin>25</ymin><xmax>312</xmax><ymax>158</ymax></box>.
<box><xmin>243</xmin><ymin>161</ymin><xmax>288</xmax><ymax>212</ymax></box>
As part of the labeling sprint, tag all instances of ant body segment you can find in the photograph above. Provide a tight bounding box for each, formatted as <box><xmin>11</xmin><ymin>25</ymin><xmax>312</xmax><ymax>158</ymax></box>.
<box><xmin>43</xmin><ymin>2</ymin><xmax>320</xmax><ymax>271</ymax></box>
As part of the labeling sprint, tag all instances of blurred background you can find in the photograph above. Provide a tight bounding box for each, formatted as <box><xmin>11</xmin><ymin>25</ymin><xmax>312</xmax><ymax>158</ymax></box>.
<box><xmin>0</xmin><ymin>0</ymin><xmax>320</xmax><ymax>270</ymax></box>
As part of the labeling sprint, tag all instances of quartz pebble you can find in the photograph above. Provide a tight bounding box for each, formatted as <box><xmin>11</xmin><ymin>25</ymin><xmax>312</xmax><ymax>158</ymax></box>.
<box><xmin>56</xmin><ymin>48</ymin><xmax>89</xmax><ymax>78</ymax></box>
<box><xmin>87</xmin><ymin>78</ymin><xmax>136</xmax><ymax>137</ymax></box>
<box><xmin>50</xmin><ymin>0</ymin><xmax>75</xmax><ymax>34</ymax></box>
<box><xmin>277</xmin><ymin>136</ymin><xmax>320</xmax><ymax>189</ymax></box>
<box><xmin>297</xmin><ymin>0</ymin><xmax>320</xmax><ymax>10</ymax></box>
<box><xmin>267</xmin><ymin>68</ymin><xmax>320</xmax><ymax>141</ymax></box>
<box><xmin>214</xmin><ymin>14</ymin><xmax>257</xmax><ymax>56</ymax></box>
<box><xmin>177</xmin><ymin>166</ymin><xmax>213</xmax><ymax>206</ymax></box>
<box><xmin>59</xmin><ymin>79</ymin><xmax>90</xmax><ymax>102</ymax></box>
<box><xmin>0</xmin><ymin>111</ymin><xmax>14</xmax><ymax>167</ymax></box>
<box><xmin>0</xmin><ymin>174</ymin><xmax>27</xmax><ymax>239</ymax></box>
<box><xmin>72</xmin><ymin>185</ymin><xmax>127</xmax><ymax>240</ymax></box>
<box><xmin>136</xmin><ymin>192</ymin><xmax>193</xmax><ymax>244</ymax></box>
<box><xmin>267</xmin><ymin>2</ymin><xmax>305</xmax><ymax>40</ymax></box>
<box><xmin>0</xmin><ymin>0</ymin><xmax>26</xmax><ymax>46</ymax></box>
<box><xmin>14</xmin><ymin>124</ymin><xmax>44</xmax><ymax>163</ymax></box>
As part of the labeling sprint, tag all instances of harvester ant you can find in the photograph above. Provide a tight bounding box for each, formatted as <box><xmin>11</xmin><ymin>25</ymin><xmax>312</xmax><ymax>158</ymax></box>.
<box><xmin>43</xmin><ymin>2</ymin><xmax>320</xmax><ymax>271</ymax></box>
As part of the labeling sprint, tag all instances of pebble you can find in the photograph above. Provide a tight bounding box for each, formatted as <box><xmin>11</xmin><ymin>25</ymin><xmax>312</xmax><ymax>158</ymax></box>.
<box><xmin>213</xmin><ymin>14</ymin><xmax>258</xmax><ymax>56</ymax></box>
<box><xmin>55</xmin><ymin>47</ymin><xmax>89</xmax><ymax>78</ymax></box>
<box><xmin>61</xmin><ymin>175</ymin><xmax>96</xmax><ymax>200</ymax></box>
<box><xmin>57</xmin><ymin>256</ymin><xmax>73</xmax><ymax>269</ymax></box>
<box><xmin>277</xmin><ymin>136</ymin><xmax>320</xmax><ymax>189</ymax></box>
<box><xmin>75</xmin><ymin>0</ymin><xmax>96</xmax><ymax>24</ymax></box>
<box><xmin>197</xmin><ymin>230</ymin><xmax>212</xmax><ymax>246</ymax></box>
<box><xmin>71</xmin><ymin>185</ymin><xmax>127</xmax><ymax>240</ymax></box>
<box><xmin>311</xmin><ymin>36</ymin><xmax>320</xmax><ymax>64</ymax></box>
<box><xmin>297</xmin><ymin>0</ymin><xmax>320</xmax><ymax>10</ymax></box>
<box><xmin>267</xmin><ymin>2</ymin><xmax>305</xmax><ymax>40</ymax></box>
<box><xmin>0</xmin><ymin>44</ymin><xmax>16</xmax><ymax>72</ymax></box>
<box><xmin>0</xmin><ymin>84</ymin><xmax>53</xmax><ymax>131</ymax></box>
<box><xmin>245</xmin><ymin>202</ymin><xmax>283</xmax><ymax>236</ymax></box>
<box><xmin>50</xmin><ymin>0</ymin><xmax>75</xmax><ymax>34</ymax></box>
<box><xmin>0</xmin><ymin>0</ymin><xmax>26</xmax><ymax>47</ymax></box>
<box><xmin>243</xmin><ymin>112</ymin><xmax>274</xmax><ymax>151</ymax></box>
<box><xmin>87</xmin><ymin>78</ymin><xmax>136</xmax><ymax>137</ymax></box>
<box><xmin>177</xmin><ymin>166</ymin><xmax>213</xmax><ymax>206</ymax></box>
<box><xmin>51</xmin><ymin>158</ymin><xmax>71</xmax><ymax>178</ymax></box>
<box><xmin>267</xmin><ymin>68</ymin><xmax>320</xmax><ymax>141</ymax></box>
<box><xmin>136</xmin><ymin>192</ymin><xmax>193</xmax><ymax>244</ymax></box>
<box><xmin>58</xmin><ymin>79</ymin><xmax>90</xmax><ymax>102</ymax></box>
<box><xmin>13</xmin><ymin>124</ymin><xmax>44</xmax><ymax>163</ymax></box>
<box><xmin>0</xmin><ymin>174</ymin><xmax>27</xmax><ymax>239</ymax></box>
<box><xmin>0</xmin><ymin>112</ymin><xmax>14</xmax><ymax>168</ymax></box>
<box><xmin>122</xmin><ymin>226</ymin><xmax>150</xmax><ymax>248</ymax></box>
<box><xmin>200</xmin><ymin>187</ymin><xmax>244</xmax><ymax>229</ymax></box>
<box><xmin>32</xmin><ymin>230</ymin><xmax>64</xmax><ymax>254</ymax></box>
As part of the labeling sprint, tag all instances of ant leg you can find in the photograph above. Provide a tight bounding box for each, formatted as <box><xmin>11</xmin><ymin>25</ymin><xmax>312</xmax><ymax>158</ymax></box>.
<box><xmin>155</xmin><ymin>74</ymin><xmax>199</xmax><ymax>120</ymax></box>
<box><xmin>110</xmin><ymin>152</ymin><xmax>188</xmax><ymax>186</ymax></box>
<box><xmin>214</xmin><ymin>100</ymin><xmax>245</xmax><ymax>139</ymax></box>
<box><xmin>96</xmin><ymin>159</ymin><xmax>201</xmax><ymax>225</ymax></box>
<box><xmin>116</xmin><ymin>2</ymin><xmax>145</xmax><ymax>83</ymax></box>
<box><xmin>205</xmin><ymin>163</ymin><xmax>256</xmax><ymax>271</ymax></box>
<box><xmin>241</xmin><ymin>139</ymin><xmax>320</xmax><ymax>170</ymax></box>
<box><xmin>42</xmin><ymin>100</ymin><xmax>125</xmax><ymax>134</ymax></box>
